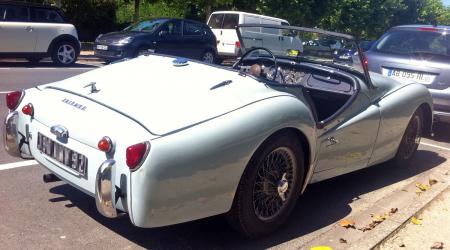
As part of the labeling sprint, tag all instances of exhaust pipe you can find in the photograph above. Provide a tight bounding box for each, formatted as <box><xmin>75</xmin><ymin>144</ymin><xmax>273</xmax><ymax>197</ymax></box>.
<box><xmin>43</xmin><ymin>173</ymin><xmax>61</xmax><ymax>183</ymax></box>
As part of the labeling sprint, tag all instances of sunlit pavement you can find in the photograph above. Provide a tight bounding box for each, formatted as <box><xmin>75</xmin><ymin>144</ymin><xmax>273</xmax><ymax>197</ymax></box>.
<box><xmin>1</xmin><ymin>64</ymin><xmax>449</xmax><ymax>249</ymax></box>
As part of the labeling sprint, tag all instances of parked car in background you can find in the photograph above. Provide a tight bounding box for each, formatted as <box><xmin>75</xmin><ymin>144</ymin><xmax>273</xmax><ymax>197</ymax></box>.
<box><xmin>365</xmin><ymin>25</ymin><xmax>450</xmax><ymax>123</ymax></box>
<box><xmin>94</xmin><ymin>18</ymin><xmax>218</xmax><ymax>64</ymax></box>
<box><xmin>5</xmin><ymin>24</ymin><xmax>433</xmax><ymax>238</ymax></box>
<box><xmin>207</xmin><ymin>11</ymin><xmax>290</xmax><ymax>62</ymax></box>
<box><xmin>333</xmin><ymin>40</ymin><xmax>373</xmax><ymax>64</ymax></box>
<box><xmin>0</xmin><ymin>1</ymin><xmax>80</xmax><ymax>65</ymax></box>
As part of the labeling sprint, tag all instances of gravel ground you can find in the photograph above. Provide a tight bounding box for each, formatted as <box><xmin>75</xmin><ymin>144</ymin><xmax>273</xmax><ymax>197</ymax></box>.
<box><xmin>378</xmin><ymin>188</ymin><xmax>450</xmax><ymax>250</ymax></box>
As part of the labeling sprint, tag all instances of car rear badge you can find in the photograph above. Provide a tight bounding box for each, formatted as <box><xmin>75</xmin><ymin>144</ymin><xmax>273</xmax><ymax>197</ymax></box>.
<box><xmin>173</xmin><ymin>58</ymin><xmax>189</xmax><ymax>67</ymax></box>
<box><xmin>84</xmin><ymin>82</ymin><xmax>100</xmax><ymax>94</ymax></box>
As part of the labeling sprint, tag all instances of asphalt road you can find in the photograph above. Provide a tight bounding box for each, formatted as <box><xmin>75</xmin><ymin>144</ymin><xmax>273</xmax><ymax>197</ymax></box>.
<box><xmin>1</xmin><ymin>62</ymin><xmax>450</xmax><ymax>249</ymax></box>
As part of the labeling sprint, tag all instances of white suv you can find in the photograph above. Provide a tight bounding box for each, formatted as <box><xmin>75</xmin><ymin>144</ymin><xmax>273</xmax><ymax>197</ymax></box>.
<box><xmin>0</xmin><ymin>2</ymin><xmax>80</xmax><ymax>66</ymax></box>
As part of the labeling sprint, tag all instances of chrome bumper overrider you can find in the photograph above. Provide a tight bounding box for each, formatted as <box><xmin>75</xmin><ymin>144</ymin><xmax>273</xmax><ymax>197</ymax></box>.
<box><xmin>4</xmin><ymin>111</ymin><xmax>21</xmax><ymax>157</ymax></box>
<box><xmin>95</xmin><ymin>159</ymin><xmax>119</xmax><ymax>218</ymax></box>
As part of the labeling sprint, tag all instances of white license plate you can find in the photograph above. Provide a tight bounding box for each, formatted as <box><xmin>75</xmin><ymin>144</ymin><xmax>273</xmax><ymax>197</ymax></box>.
<box><xmin>37</xmin><ymin>133</ymin><xmax>88</xmax><ymax>178</ymax></box>
<box><xmin>96</xmin><ymin>45</ymin><xmax>108</xmax><ymax>50</ymax></box>
<box><xmin>382</xmin><ymin>68</ymin><xmax>435</xmax><ymax>85</ymax></box>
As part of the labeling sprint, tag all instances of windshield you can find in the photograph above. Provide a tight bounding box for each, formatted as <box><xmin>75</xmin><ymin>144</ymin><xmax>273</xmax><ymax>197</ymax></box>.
<box><xmin>124</xmin><ymin>19</ymin><xmax>165</xmax><ymax>33</ymax></box>
<box><xmin>237</xmin><ymin>25</ymin><xmax>365</xmax><ymax>74</ymax></box>
<box><xmin>375</xmin><ymin>30</ymin><xmax>450</xmax><ymax>57</ymax></box>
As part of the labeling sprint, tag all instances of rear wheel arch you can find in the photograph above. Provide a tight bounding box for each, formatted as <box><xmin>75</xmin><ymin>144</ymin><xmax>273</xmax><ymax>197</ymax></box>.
<box><xmin>47</xmin><ymin>35</ymin><xmax>80</xmax><ymax>55</ymax></box>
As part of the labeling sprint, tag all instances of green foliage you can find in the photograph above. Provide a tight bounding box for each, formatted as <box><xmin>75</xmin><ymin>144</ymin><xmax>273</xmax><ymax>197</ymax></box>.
<box><xmin>116</xmin><ymin>0</ymin><xmax>185</xmax><ymax>24</ymax></box>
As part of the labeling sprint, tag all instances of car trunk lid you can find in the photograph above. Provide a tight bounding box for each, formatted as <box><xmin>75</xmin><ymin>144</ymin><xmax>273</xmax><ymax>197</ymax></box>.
<box><xmin>39</xmin><ymin>55</ymin><xmax>284</xmax><ymax>136</ymax></box>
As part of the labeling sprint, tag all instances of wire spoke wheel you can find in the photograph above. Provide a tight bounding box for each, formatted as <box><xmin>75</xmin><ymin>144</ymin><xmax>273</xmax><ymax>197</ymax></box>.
<box><xmin>252</xmin><ymin>147</ymin><xmax>297</xmax><ymax>221</ymax></box>
<box><xmin>401</xmin><ymin>115</ymin><xmax>421</xmax><ymax>159</ymax></box>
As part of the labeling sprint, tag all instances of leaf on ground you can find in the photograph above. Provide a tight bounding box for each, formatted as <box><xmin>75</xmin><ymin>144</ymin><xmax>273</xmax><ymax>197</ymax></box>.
<box><xmin>371</xmin><ymin>214</ymin><xmax>386</xmax><ymax>223</ymax></box>
<box><xmin>416</xmin><ymin>182</ymin><xmax>430</xmax><ymax>191</ymax></box>
<box><xmin>411</xmin><ymin>217</ymin><xmax>423</xmax><ymax>225</ymax></box>
<box><xmin>416</xmin><ymin>190</ymin><xmax>423</xmax><ymax>195</ymax></box>
<box><xmin>339</xmin><ymin>238</ymin><xmax>347</xmax><ymax>244</ymax></box>
<box><xmin>443</xmin><ymin>208</ymin><xmax>448</xmax><ymax>212</ymax></box>
<box><xmin>390</xmin><ymin>208</ymin><xmax>398</xmax><ymax>214</ymax></box>
<box><xmin>429</xmin><ymin>179</ymin><xmax>438</xmax><ymax>186</ymax></box>
<box><xmin>430</xmin><ymin>241</ymin><xmax>444</xmax><ymax>249</ymax></box>
<box><xmin>339</xmin><ymin>219</ymin><xmax>355</xmax><ymax>229</ymax></box>
<box><xmin>311</xmin><ymin>246</ymin><xmax>333</xmax><ymax>250</ymax></box>
<box><xmin>399</xmin><ymin>243</ymin><xmax>406</xmax><ymax>247</ymax></box>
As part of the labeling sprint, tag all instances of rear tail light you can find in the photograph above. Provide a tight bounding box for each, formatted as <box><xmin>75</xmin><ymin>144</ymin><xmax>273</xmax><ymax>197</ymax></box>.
<box><xmin>22</xmin><ymin>103</ymin><xmax>34</xmax><ymax>116</ymax></box>
<box><xmin>126</xmin><ymin>142</ymin><xmax>150</xmax><ymax>170</ymax></box>
<box><xmin>235</xmin><ymin>41</ymin><xmax>241</xmax><ymax>48</ymax></box>
<box><xmin>6</xmin><ymin>90</ymin><xmax>24</xmax><ymax>110</ymax></box>
<box><xmin>98</xmin><ymin>136</ymin><xmax>113</xmax><ymax>153</ymax></box>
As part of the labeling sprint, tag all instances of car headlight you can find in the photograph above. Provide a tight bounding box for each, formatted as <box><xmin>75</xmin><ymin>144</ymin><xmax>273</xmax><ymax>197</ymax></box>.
<box><xmin>112</xmin><ymin>37</ymin><xmax>134</xmax><ymax>45</ymax></box>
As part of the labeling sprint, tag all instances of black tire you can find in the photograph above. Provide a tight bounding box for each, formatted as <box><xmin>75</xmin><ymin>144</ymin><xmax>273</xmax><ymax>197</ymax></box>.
<box><xmin>26</xmin><ymin>58</ymin><xmax>42</xmax><ymax>64</ymax></box>
<box><xmin>392</xmin><ymin>108</ymin><xmax>423</xmax><ymax>165</ymax></box>
<box><xmin>201</xmin><ymin>50</ymin><xmax>216</xmax><ymax>64</ymax></box>
<box><xmin>51</xmin><ymin>41</ymin><xmax>78</xmax><ymax>66</ymax></box>
<box><xmin>227</xmin><ymin>133</ymin><xmax>305</xmax><ymax>238</ymax></box>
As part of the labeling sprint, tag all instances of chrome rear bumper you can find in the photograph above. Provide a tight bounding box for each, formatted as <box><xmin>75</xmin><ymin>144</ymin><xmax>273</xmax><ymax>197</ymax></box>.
<box><xmin>4</xmin><ymin>111</ymin><xmax>21</xmax><ymax>157</ymax></box>
<box><xmin>95</xmin><ymin>159</ymin><xmax>119</xmax><ymax>218</ymax></box>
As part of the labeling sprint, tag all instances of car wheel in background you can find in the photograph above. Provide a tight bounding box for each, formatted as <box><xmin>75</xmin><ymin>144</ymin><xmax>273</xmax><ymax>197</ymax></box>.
<box><xmin>201</xmin><ymin>50</ymin><xmax>215</xmax><ymax>64</ymax></box>
<box><xmin>135</xmin><ymin>47</ymin><xmax>150</xmax><ymax>57</ymax></box>
<box><xmin>52</xmin><ymin>41</ymin><xmax>78</xmax><ymax>66</ymax></box>
<box><xmin>393</xmin><ymin>108</ymin><xmax>423</xmax><ymax>165</ymax></box>
<box><xmin>227</xmin><ymin>132</ymin><xmax>305</xmax><ymax>238</ymax></box>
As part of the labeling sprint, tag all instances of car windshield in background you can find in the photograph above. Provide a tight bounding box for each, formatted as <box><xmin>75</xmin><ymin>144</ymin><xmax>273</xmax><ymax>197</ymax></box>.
<box><xmin>375</xmin><ymin>29</ymin><xmax>450</xmax><ymax>57</ymax></box>
<box><xmin>125</xmin><ymin>19</ymin><xmax>165</xmax><ymax>32</ymax></box>
<box><xmin>237</xmin><ymin>25</ymin><xmax>365</xmax><ymax>74</ymax></box>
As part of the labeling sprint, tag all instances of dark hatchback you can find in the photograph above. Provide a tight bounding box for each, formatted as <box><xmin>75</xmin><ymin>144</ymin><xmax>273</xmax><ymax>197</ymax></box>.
<box><xmin>365</xmin><ymin>25</ymin><xmax>450</xmax><ymax>123</ymax></box>
<box><xmin>94</xmin><ymin>18</ymin><xmax>218</xmax><ymax>63</ymax></box>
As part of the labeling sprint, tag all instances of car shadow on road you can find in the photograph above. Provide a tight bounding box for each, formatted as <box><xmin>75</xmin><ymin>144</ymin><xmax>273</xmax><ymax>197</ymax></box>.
<box><xmin>48</xmin><ymin>149</ymin><xmax>446</xmax><ymax>249</ymax></box>
<box><xmin>0</xmin><ymin>61</ymin><xmax>98</xmax><ymax>68</ymax></box>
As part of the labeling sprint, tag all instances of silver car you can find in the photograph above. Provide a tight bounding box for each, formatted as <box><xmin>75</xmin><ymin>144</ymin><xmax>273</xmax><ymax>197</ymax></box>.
<box><xmin>365</xmin><ymin>25</ymin><xmax>450</xmax><ymax>123</ymax></box>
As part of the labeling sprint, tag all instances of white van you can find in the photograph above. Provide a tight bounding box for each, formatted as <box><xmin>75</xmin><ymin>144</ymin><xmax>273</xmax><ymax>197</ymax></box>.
<box><xmin>207</xmin><ymin>11</ymin><xmax>291</xmax><ymax>61</ymax></box>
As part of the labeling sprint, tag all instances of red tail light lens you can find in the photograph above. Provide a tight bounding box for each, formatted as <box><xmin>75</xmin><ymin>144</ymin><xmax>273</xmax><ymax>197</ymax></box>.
<box><xmin>126</xmin><ymin>142</ymin><xmax>150</xmax><ymax>170</ymax></box>
<box><xmin>6</xmin><ymin>90</ymin><xmax>23</xmax><ymax>110</ymax></box>
<box><xmin>22</xmin><ymin>103</ymin><xmax>34</xmax><ymax>116</ymax></box>
<box><xmin>419</xmin><ymin>27</ymin><xmax>440</xmax><ymax>32</ymax></box>
<box><xmin>362</xmin><ymin>53</ymin><xmax>369</xmax><ymax>70</ymax></box>
<box><xmin>235</xmin><ymin>41</ymin><xmax>241</xmax><ymax>48</ymax></box>
<box><xmin>98</xmin><ymin>137</ymin><xmax>113</xmax><ymax>153</ymax></box>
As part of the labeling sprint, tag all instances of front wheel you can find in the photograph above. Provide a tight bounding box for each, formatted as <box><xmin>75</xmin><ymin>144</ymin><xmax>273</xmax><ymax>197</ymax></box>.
<box><xmin>51</xmin><ymin>41</ymin><xmax>78</xmax><ymax>66</ymax></box>
<box><xmin>227</xmin><ymin>133</ymin><xmax>305</xmax><ymax>238</ymax></box>
<box><xmin>393</xmin><ymin>109</ymin><xmax>423</xmax><ymax>165</ymax></box>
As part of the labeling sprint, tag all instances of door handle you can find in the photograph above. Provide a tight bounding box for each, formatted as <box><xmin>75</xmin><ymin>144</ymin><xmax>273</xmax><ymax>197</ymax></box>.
<box><xmin>25</xmin><ymin>26</ymin><xmax>33</xmax><ymax>32</ymax></box>
<box><xmin>326</xmin><ymin>137</ymin><xmax>339</xmax><ymax>147</ymax></box>
<box><xmin>220</xmin><ymin>30</ymin><xmax>223</xmax><ymax>35</ymax></box>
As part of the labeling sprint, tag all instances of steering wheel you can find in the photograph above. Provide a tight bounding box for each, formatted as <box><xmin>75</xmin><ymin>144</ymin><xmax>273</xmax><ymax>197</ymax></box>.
<box><xmin>233</xmin><ymin>47</ymin><xmax>282</xmax><ymax>82</ymax></box>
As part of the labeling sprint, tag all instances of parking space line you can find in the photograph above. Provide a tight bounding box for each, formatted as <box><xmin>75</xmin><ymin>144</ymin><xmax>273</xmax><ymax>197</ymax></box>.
<box><xmin>420</xmin><ymin>142</ymin><xmax>450</xmax><ymax>151</ymax></box>
<box><xmin>0</xmin><ymin>91</ymin><xmax>12</xmax><ymax>94</ymax></box>
<box><xmin>0</xmin><ymin>160</ymin><xmax>38</xmax><ymax>171</ymax></box>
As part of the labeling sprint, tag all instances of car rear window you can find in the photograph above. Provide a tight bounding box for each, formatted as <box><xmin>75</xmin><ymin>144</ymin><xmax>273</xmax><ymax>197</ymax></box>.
<box><xmin>222</xmin><ymin>14</ymin><xmax>239</xmax><ymax>29</ymax></box>
<box><xmin>376</xmin><ymin>30</ymin><xmax>450</xmax><ymax>57</ymax></box>
<box><xmin>4</xmin><ymin>5</ymin><xmax>29</xmax><ymax>22</ymax></box>
<box><xmin>31</xmin><ymin>8</ymin><xmax>64</xmax><ymax>23</ymax></box>
<box><xmin>208</xmin><ymin>13</ymin><xmax>223</xmax><ymax>29</ymax></box>
<box><xmin>184</xmin><ymin>21</ymin><xmax>203</xmax><ymax>36</ymax></box>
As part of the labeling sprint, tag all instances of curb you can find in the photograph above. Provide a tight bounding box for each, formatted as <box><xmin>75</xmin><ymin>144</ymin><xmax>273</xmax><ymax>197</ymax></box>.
<box><xmin>373</xmin><ymin>186</ymin><xmax>450</xmax><ymax>249</ymax></box>
<box><xmin>296</xmin><ymin>145</ymin><xmax>450</xmax><ymax>250</ymax></box>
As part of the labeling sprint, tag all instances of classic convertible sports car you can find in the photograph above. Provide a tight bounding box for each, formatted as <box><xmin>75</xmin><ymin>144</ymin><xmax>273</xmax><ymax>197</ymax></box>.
<box><xmin>4</xmin><ymin>24</ymin><xmax>433</xmax><ymax>238</ymax></box>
